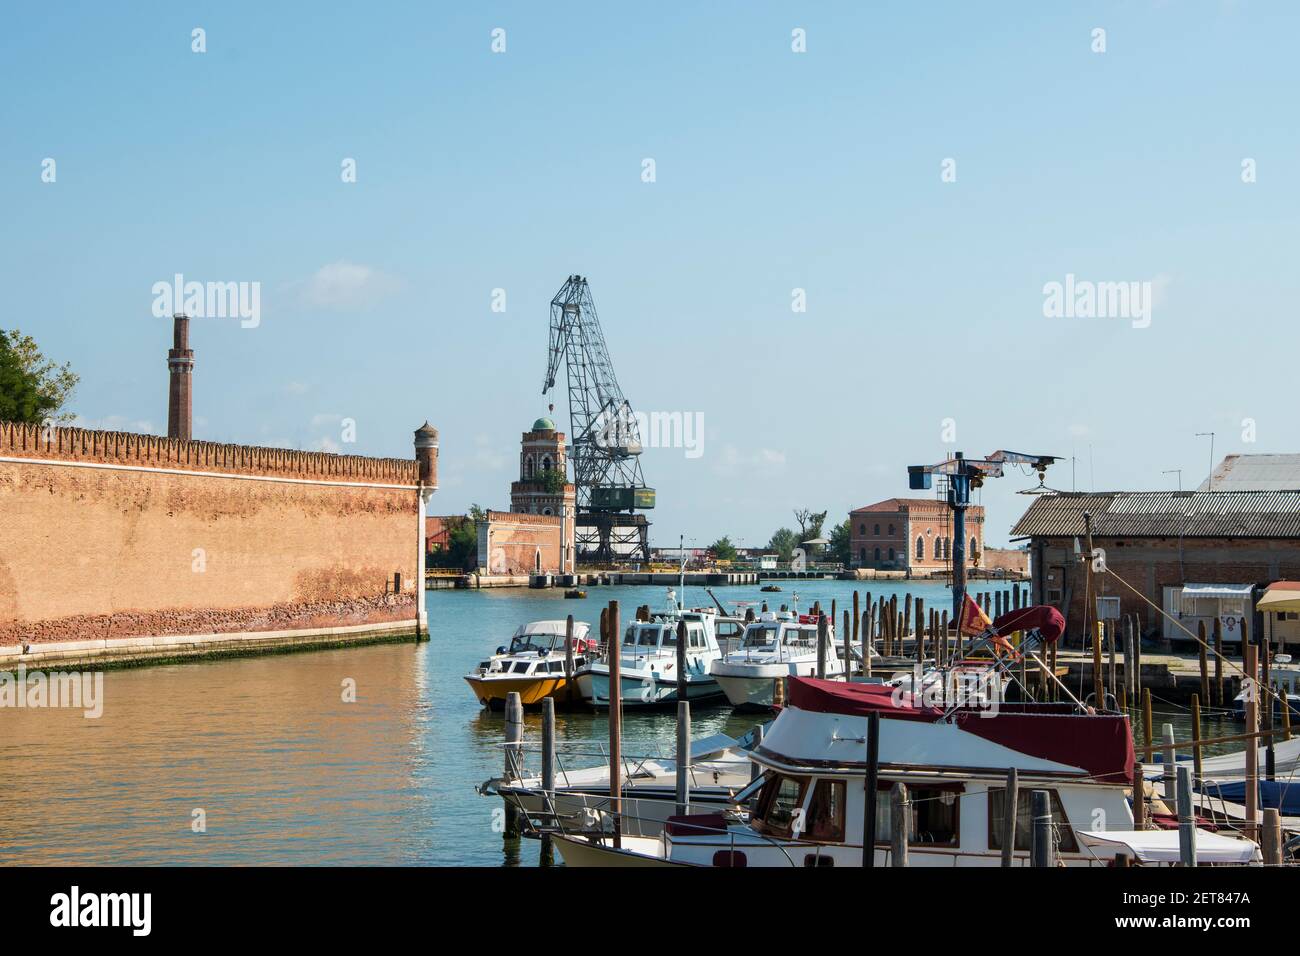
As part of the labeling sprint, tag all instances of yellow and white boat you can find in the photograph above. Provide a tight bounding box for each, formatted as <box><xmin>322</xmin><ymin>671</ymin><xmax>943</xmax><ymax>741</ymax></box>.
<box><xmin>464</xmin><ymin>620</ymin><xmax>596</xmax><ymax>710</ymax></box>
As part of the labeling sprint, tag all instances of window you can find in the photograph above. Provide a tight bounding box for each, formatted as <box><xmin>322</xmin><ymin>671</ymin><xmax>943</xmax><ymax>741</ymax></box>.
<box><xmin>874</xmin><ymin>523</ymin><xmax>881</xmax><ymax>535</ymax></box>
<box><xmin>916</xmin><ymin>536</ymin><xmax>925</xmax><ymax>560</ymax></box>
<box><xmin>805</xmin><ymin>779</ymin><xmax>846</xmax><ymax>842</ymax></box>
<box><xmin>662</xmin><ymin>626</ymin><xmax>679</xmax><ymax>646</ymax></box>
<box><xmin>888</xmin><ymin>524</ymin><xmax>895</xmax><ymax>535</ymax></box>
<box><xmin>888</xmin><ymin>547</ymin><xmax>895</xmax><ymax>561</ymax></box>
<box><xmin>987</xmin><ymin>787</ymin><xmax>1077</xmax><ymax>853</ymax></box>
<box><xmin>970</xmin><ymin>536</ymin><xmax>978</xmax><ymax>556</ymax></box>
<box><xmin>688</xmin><ymin>625</ymin><xmax>707</xmax><ymax>649</ymax></box>
<box><xmin>859</xmin><ymin>547</ymin><xmax>867</xmax><ymax>562</ymax></box>
<box><xmin>872</xmin><ymin>785</ymin><xmax>960</xmax><ymax>847</ymax></box>
<box><xmin>874</xmin><ymin>547</ymin><xmax>881</xmax><ymax>561</ymax></box>
<box><xmin>753</xmin><ymin>775</ymin><xmax>807</xmax><ymax>838</ymax></box>
<box><xmin>859</xmin><ymin>524</ymin><xmax>866</xmax><ymax>535</ymax></box>
<box><xmin>943</xmin><ymin>538</ymin><xmax>950</xmax><ymax>560</ymax></box>
<box><xmin>623</xmin><ymin>627</ymin><xmax>637</xmax><ymax>646</ymax></box>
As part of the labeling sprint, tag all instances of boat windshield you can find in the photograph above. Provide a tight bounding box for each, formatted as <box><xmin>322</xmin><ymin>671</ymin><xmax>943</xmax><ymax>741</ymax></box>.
<box><xmin>783</xmin><ymin>626</ymin><xmax>818</xmax><ymax>646</ymax></box>
<box><xmin>508</xmin><ymin>633</ymin><xmax>556</xmax><ymax>655</ymax></box>
<box><xmin>742</xmin><ymin>625</ymin><xmax>779</xmax><ymax>648</ymax></box>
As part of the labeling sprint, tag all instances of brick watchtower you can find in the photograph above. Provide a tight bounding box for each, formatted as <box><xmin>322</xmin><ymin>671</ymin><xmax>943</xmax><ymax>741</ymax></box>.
<box><xmin>167</xmin><ymin>313</ymin><xmax>194</xmax><ymax>440</ymax></box>
<box><xmin>510</xmin><ymin>414</ymin><xmax>577</xmax><ymax>572</ymax></box>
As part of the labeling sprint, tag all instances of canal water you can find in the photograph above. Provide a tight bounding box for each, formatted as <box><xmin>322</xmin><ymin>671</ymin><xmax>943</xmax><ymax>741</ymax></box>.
<box><xmin>0</xmin><ymin>580</ymin><xmax>1234</xmax><ymax>865</ymax></box>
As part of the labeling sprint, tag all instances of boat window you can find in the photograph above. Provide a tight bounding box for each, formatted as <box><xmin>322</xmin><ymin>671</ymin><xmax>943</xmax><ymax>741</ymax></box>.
<box><xmin>743</xmin><ymin>625</ymin><xmax>778</xmax><ymax>648</ymax></box>
<box><xmin>512</xmin><ymin>662</ymin><xmax>531</xmax><ymax>674</ymax></box>
<box><xmin>753</xmin><ymin>774</ymin><xmax>807</xmax><ymax>838</ymax></box>
<box><xmin>638</xmin><ymin>627</ymin><xmax>660</xmax><ymax>647</ymax></box>
<box><xmin>987</xmin><ymin>787</ymin><xmax>1077</xmax><ymax>853</ymax></box>
<box><xmin>688</xmin><ymin>625</ymin><xmax>707</xmax><ymax>649</ymax></box>
<box><xmin>873</xmin><ymin>785</ymin><xmax>960</xmax><ymax>847</ymax></box>
<box><xmin>662</xmin><ymin>625</ymin><xmax>679</xmax><ymax>647</ymax></box>
<box><xmin>623</xmin><ymin>627</ymin><xmax>637</xmax><ymax>646</ymax></box>
<box><xmin>805</xmin><ymin>779</ymin><xmax>847</xmax><ymax>842</ymax></box>
<box><xmin>509</xmin><ymin>634</ymin><xmax>548</xmax><ymax>654</ymax></box>
<box><xmin>783</xmin><ymin>626</ymin><xmax>816</xmax><ymax>646</ymax></box>
<box><xmin>548</xmin><ymin>660</ymin><xmax>564</xmax><ymax>673</ymax></box>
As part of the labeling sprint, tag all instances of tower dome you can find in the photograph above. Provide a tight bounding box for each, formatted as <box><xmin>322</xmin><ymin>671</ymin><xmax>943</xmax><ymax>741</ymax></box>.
<box><xmin>532</xmin><ymin>416</ymin><xmax>556</xmax><ymax>432</ymax></box>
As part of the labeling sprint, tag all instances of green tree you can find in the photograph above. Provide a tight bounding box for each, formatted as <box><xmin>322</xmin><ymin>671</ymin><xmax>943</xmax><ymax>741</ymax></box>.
<box><xmin>793</xmin><ymin>508</ymin><xmax>828</xmax><ymax>542</ymax></box>
<box><xmin>708</xmin><ymin>536</ymin><xmax>738</xmax><ymax>562</ymax></box>
<box><xmin>768</xmin><ymin>527</ymin><xmax>797</xmax><ymax>562</ymax></box>
<box><xmin>827</xmin><ymin>518</ymin><xmax>851</xmax><ymax>565</ymax></box>
<box><xmin>0</xmin><ymin>329</ymin><xmax>78</xmax><ymax>424</ymax></box>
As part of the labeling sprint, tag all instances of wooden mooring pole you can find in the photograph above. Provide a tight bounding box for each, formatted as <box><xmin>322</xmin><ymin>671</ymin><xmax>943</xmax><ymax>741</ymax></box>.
<box><xmin>890</xmin><ymin>782</ymin><xmax>908</xmax><ymax>867</ymax></box>
<box><xmin>1262</xmin><ymin>808</ymin><xmax>1282</xmax><ymax>866</ymax></box>
<box><xmin>816</xmin><ymin>611</ymin><xmax>828</xmax><ymax>679</ymax></box>
<box><xmin>1198</xmin><ymin>620</ymin><xmax>1210</xmax><ymax>710</ymax></box>
<box><xmin>1133</xmin><ymin>760</ymin><xmax>1146</xmax><ymax>830</ymax></box>
<box><xmin>504</xmin><ymin>691</ymin><xmax>524</xmax><ymax>837</ymax></box>
<box><xmin>1191</xmin><ymin>693</ymin><xmax>1203</xmax><ymax>785</ymax></box>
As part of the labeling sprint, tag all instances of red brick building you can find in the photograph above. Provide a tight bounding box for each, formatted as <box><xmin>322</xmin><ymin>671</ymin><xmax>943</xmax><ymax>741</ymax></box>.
<box><xmin>849</xmin><ymin>498</ymin><xmax>984</xmax><ymax>573</ymax></box>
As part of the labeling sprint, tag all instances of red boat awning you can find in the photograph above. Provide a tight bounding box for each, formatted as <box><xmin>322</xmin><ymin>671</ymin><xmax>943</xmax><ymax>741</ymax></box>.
<box><xmin>787</xmin><ymin>678</ymin><xmax>1134</xmax><ymax>783</ymax></box>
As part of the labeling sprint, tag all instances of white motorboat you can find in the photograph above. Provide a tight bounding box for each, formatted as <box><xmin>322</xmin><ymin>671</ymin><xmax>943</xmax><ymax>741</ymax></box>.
<box><xmin>574</xmin><ymin>599</ymin><xmax>729</xmax><ymax>708</ymax></box>
<box><xmin>464</xmin><ymin>620</ymin><xmax>596</xmax><ymax>710</ymax></box>
<box><xmin>555</xmin><ymin>675</ymin><xmax>1261</xmax><ymax>867</ymax></box>
<box><xmin>711</xmin><ymin>609</ymin><xmax>852</xmax><ymax>710</ymax></box>
<box><xmin>491</xmin><ymin>731</ymin><xmax>758</xmax><ymax>837</ymax></box>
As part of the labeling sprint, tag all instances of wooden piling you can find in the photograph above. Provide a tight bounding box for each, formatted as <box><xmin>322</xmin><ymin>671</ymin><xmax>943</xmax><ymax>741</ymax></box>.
<box><xmin>608</xmin><ymin>600</ymin><xmax>622</xmax><ymax>848</ymax></box>
<box><xmin>1001</xmin><ymin>767</ymin><xmax>1019</xmax><ymax>868</ymax></box>
<box><xmin>890</xmin><ymin>782</ymin><xmax>909</xmax><ymax>868</ymax></box>
<box><xmin>1191</xmin><ymin>693</ymin><xmax>1203</xmax><ymax>785</ymax></box>
<box><xmin>1262</xmin><ymin>808</ymin><xmax>1282</xmax><ymax>866</ymax></box>
<box><xmin>816</xmin><ymin>612</ymin><xmax>828</xmax><ymax>679</ymax></box>
<box><xmin>1162</xmin><ymin>723</ymin><xmax>1177</xmax><ymax>808</ymax></box>
<box><xmin>862</xmin><ymin>610</ymin><xmax>873</xmax><ymax>677</ymax></box>
<box><xmin>903</xmin><ymin>594</ymin><xmax>912</xmax><ymax>644</ymax></box>
<box><xmin>504</xmin><ymin>691</ymin><xmax>524</xmax><ymax>837</ymax></box>
<box><xmin>676</xmin><ymin>619</ymin><xmax>688</xmax><ymax>702</ymax></box>
<box><xmin>852</xmin><ymin>591</ymin><xmax>861</xmax><ymax>673</ymax></box>
<box><xmin>1213</xmin><ymin>617</ymin><xmax>1224</xmax><ymax>708</ymax></box>
<box><xmin>1142</xmin><ymin>687</ymin><xmax>1153</xmax><ymax>755</ymax></box>
<box><xmin>843</xmin><ymin>609</ymin><xmax>851</xmax><ymax>679</ymax></box>
<box><xmin>1030</xmin><ymin>790</ymin><xmax>1053</xmax><ymax>868</ymax></box>
<box><xmin>1198</xmin><ymin>620</ymin><xmax>1210</xmax><ymax>710</ymax></box>
<box><xmin>1133</xmin><ymin>760</ymin><xmax>1146</xmax><ymax>830</ymax></box>
<box><xmin>541</xmin><ymin>696</ymin><xmax>557</xmax><ymax>823</ymax></box>
<box><xmin>1176</xmin><ymin>765</ymin><xmax>1196</xmax><ymax>867</ymax></box>
<box><xmin>914</xmin><ymin>597</ymin><xmax>925</xmax><ymax>665</ymax></box>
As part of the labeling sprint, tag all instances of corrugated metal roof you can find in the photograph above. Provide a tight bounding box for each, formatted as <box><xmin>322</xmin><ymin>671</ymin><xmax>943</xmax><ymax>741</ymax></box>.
<box><xmin>1011</xmin><ymin>491</ymin><xmax>1300</xmax><ymax>539</ymax></box>
<box><xmin>1197</xmin><ymin>454</ymin><xmax>1300</xmax><ymax>491</ymax></box>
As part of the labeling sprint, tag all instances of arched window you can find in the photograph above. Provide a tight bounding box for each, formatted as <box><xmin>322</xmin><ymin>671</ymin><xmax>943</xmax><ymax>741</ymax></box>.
<box><xmin>859</xmin><ymin>547</ymin><xmax>867</xmax><ymax>562</ymax></box>
<box><xmin>888</xmin><ymin>524</ymin><xmax>894</xmax><ymax>535</ymax></box>
<box><xmin>916</xmin><ymin>536</ymin><xmax>925</xmax><ymax>560</ymax></box>
<box><xmin>534</xmin><ymin>549</ymin><xmax>542</xmax><ymax>572</ymax></box>
<box><xmin>524</xmin><ymin>455</ymin><xmax>534</xmax><ymax>479</ymax></box>
<box><xmin>970</xmin><ymin>536</ymin><xmax>978</xmax><ymax>556</ymax></box>
<box><xmin>874</xmin><ymin>547</ymin><xmax>881</xmax><ymax>561</ymax></box>
<box><xmin>858</xmin><ymin>524</ymin><xmax>866</xmax><ymax>535</ymax></box>
<box><xmin>888</xmin><ymin>547</ymin><xmax>895</xmax><ymax>562</ymax></box>
<box><xmin>943</xmin><ymin>537</ymin><xmax>950</xmax><ymax>560</ymax></box>
<box><xmin>541</xmin><ymin>454</ymin><xmax>553</xmax><ymax>473</ymax></box>
<box><xmin>542</xmin><ymin>507</ymin><xmax>553</xmax><ymax>516</ymax></box>
<box><xmin>874</xmin><ymin>523</ymin><xmax>880</xmax><ymax>535</ymax></box>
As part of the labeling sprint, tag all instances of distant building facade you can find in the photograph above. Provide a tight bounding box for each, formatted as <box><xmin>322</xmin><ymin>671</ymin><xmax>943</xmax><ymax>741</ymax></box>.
<box><xmin>1012</xmin><ymin>490</ymin><xmax>1300</xmax><ymax>645</ymax></box>
<box><xmin>475</xmin><ymin>416</ymin><xmax>576</xmax><ymax>576</ymax></box>
<box><xmin>849</xmin><ymin>498</ymin><xmax>984</xmax><ymax>574</ymax></box>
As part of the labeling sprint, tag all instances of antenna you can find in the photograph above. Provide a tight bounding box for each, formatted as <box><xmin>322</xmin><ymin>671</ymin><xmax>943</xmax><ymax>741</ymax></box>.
<box><xmin>1195</xmin><ymin>432</ymin><xmax>1216</xmax><ymax>490</ymax></box>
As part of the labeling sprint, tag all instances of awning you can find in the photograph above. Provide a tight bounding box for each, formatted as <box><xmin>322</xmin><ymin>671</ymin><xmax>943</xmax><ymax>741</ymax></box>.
<box><xmin>1180</xmin><ymin>583</ymin><xmax>1254</xmax><ymax>599</ymax></box>
<box><xmin>1258</xmin><ymin>582</ymin><xmax>1300</xmax><ymax>614</ymax></box>
<box><xmin>1079</xmin><ymin>829</ymin><xmax>1260</xmax><ymax>864</ymax></box>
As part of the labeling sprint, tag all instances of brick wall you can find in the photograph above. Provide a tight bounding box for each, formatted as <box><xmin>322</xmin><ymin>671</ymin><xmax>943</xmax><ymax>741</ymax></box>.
<box><xmin>476</xmin><ymin>510</ymin><xmax>565</xmax><ymax>575</ymax></box>
<box><xmin>1030</xmin><ymin>535</ymin><xmax>1300</xmax><ymax>642</ymax></box>
<box><xmin>849</xmin><ymin>499</ymin><xmax>984</xmax><ymax>572</ymax></box>
<box><xmin>0</xmin><ymin>423</ymin><xmax>421</xmax><ymax>645</ymax></box>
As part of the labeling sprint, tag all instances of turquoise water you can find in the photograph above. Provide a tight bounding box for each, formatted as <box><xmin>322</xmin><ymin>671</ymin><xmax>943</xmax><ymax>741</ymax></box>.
<box><xmin>1</xmin><ymin>579</ymin><xmax>1038</xmax><ymax>865</ymax></box>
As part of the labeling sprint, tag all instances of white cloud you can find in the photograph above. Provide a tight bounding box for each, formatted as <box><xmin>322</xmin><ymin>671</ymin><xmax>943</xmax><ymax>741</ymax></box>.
<box><xmin>292</xmin><ymin>261</ymin><xmax>400</xmax><ymax>311</ymax></box>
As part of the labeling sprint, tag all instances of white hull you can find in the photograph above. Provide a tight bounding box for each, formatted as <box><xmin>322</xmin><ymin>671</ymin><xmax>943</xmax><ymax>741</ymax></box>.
<box><xmin>575</xmin><ymin>666</ymin><xmax>725</xmax><ymax>708</ymax></box>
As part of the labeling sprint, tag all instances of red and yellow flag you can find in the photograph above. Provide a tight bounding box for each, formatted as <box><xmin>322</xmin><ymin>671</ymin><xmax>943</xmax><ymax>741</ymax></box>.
<box><xmin>958</xmin><ymin>593</ymin><xmax>992</xmax><ymax>637</ymax></box>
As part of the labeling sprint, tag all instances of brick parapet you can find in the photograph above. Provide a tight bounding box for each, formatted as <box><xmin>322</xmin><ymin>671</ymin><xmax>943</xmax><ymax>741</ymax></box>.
<box><xmin>0</xmin><ymin>421</ymin><xmax>418</xmax><ymax>486</ymax></box>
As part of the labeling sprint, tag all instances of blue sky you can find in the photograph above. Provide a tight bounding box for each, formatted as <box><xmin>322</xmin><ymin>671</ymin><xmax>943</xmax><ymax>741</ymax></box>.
<box><xmin>4</xmin><ymin>1</ymin><xmax>1297</xmax><ymax>548</ymax></box>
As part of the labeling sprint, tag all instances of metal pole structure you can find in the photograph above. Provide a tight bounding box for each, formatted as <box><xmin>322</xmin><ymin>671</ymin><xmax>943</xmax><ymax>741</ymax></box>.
<box><xmin>675</xmin><ymin>700</ymin><xmax>690</xmax><ymax>818</ymax></box>
<box><xmin>816</xmin><ymin>611</ymin><xmax>828</xmax><ymax>680</ymax></box>
<box><xmin>1031</xmin><ymin>789</ymin><xmax>1053</xmax><ymax>868</ymax></box>
<box><xmin>1001</xmin><ymin>767</ymin><xmax>1019</xmax><ymax>868</ymax></box>
<box><xmin>1176</xmin><ymin>764</ymin><xmax>1196</xmax><ymax>867</ymax></box>
<box><xmin>863</xmin><ymin>711</ymin><xmax>879</xmax><ymax>868</ymax></box>
<box><xmin>540</xmin><ymin>697</ymin><xmax>556</xmax><ymax>865</ymax></box>
<box><xmin>950</xmin><ymin>454</ymin><xmax>970</xmax><ymax>625</ymax></box>
<box><xmin>608</xmin><ymin>600</ymin><xmax>622</xmax><ymax>849</ymax></box>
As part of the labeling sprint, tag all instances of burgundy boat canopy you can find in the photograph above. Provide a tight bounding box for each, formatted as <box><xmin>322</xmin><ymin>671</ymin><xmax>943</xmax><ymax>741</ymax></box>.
<box><xmin>991</xmin><ymin>605</ymin><xmax>1066</xmax><ymax>644</ymax></box>
<box><xmin>787</xmin><ymin>677</ymin><xmax>1134</xmax><ymax>784</ymax></box>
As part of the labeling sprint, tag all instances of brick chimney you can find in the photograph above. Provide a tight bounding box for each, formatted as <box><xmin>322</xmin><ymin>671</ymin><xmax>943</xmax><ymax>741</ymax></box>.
<box><xmin>167</xmin><ymin>313</ymin><xmax>194</xmax><ymax>440</ymax></box>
